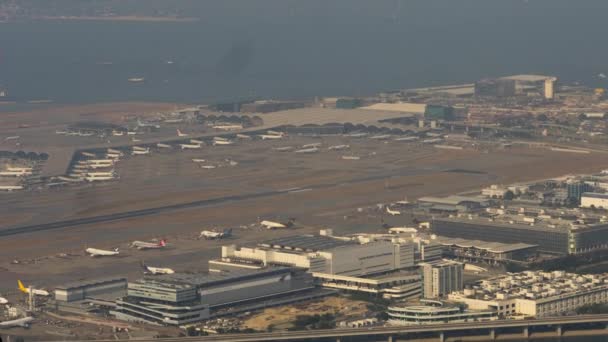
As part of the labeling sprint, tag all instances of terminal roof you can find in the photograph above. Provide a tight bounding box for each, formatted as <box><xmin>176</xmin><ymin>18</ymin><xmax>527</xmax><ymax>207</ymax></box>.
<box><xmin>259</xmin><ymin>235</ymin><xmax>357</xmax><ymax>252</ymax></box>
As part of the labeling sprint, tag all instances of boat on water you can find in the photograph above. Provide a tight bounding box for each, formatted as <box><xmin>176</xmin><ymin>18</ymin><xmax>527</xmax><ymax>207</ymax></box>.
<box><xmin>128</xmin><ymin>77</ymin><xmax>145</xmax><ymax>83</ymax></box>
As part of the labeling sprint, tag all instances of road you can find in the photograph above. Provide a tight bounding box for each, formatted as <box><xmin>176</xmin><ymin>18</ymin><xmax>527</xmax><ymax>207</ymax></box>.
<box><xmin>36</xmin><ymin>314</ymin><xmax>608</xmax><ymax>342</ymax></box>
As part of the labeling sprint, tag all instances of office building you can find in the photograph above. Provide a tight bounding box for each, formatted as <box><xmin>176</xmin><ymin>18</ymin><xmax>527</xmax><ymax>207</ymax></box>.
<box><xmin>388</xmin><ymin>300</ymin><xmax>496</xmax><ymax>325</ymax></box>
<box><xmin>580</xmin><ymin>192</ymin><xmax>608</xmax><ymax>209</ymax></box>
<box><xmin>567</xmin><ymin>181</ymin><xmax>593</xmax><ymax>203</ymax></box>
<box><xmin>421</xmin><ymin>260</ymin><xmax>463</xmax><ymax>299</ymax></box>
<box><xmin>475</xmin><ymin>79</ymin><xmax>516</xmax><ymax>97</ymax></box>
<box><xmin>449</xmin><ymin>271</ymin><xmax>608</xmax><ymax>318</ymax></box>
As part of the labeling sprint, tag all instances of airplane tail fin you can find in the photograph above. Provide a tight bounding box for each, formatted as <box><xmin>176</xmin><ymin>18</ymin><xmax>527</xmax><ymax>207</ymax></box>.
<box><xmin>114</xmin><ymin>248</ymin><xmax>120</xmax><ymax>253</ymax></box>
<box><xmin>18</xmin><ymin>280</ymin><xmax>27</xmax><ymax>292</ymax></box>
<box><xmin>160</xmin><ymin>239</ymin><xmax>167</xmax><ymax>247</ymax></box>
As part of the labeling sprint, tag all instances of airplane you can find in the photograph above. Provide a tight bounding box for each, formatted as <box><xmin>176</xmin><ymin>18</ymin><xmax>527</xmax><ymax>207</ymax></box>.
<box><xmin>273</xmin><ymin>146</ymin><xmax>293</xmax><ymax>152</ymax></box>
<box><xmin>112</xmin><ymin>130</ymin><xmax>125</xmax><ymax>136</ymax></box>
<box><xmin>107</xmin><ymin>148</ymin><xmax>122</xmax><ymax>154</ymax></box>
<box><xmin>236</xmin><ymin>134</ymin><xmax>252</xmax><ymax>139</ymax></box>
<box><xmin>85</xmin><ymin>247</ymin><xmax>120</xmax><ymax>257</ymax></box>
<box><xmin>370</xmin><ymin>134</ymin><xmax>391</xmax><ymax>140</ymax></box>
<box><xmin>294</xmin><ymin>147</ymin><xmax>319</xmax><ymax>154</ymax></box>
<box><xmin>267</xmin><ymin>130</ymin><xmax>283</xmax><ymax>135</ymax></box>
<box><xmin>190</xmin><ymin>139</ymin><xmax>204</xmax><ymax>145</ymax></box>
<box><xmin>0</xmin><ymin>171</ymin><xmax>31</xmax><ymax>177</ymax></box>
<box><xmin>200</xmin><ymin>165</ymin><xmax>217</xmax><ymax>169</ymax></box>
<box><xmin>213</xmin><ymin>124</ymin><xmax>243</xmax><ymax>130</ymax></box>
<box><xmin>87</xmin><ymin>159</ymin><xmax>114</xmax><ymax>164</ymax></box>
<box><xmin>346</xmin><ymin>132</ymin><xmax>368</xmax><ymax>138</ymax></box>
<box><xmin>386</xmin><ymin>207</ymin><xmax>401</xmax><ymax>216</ymax></box>
<box><xmin>81</xmin><ymin>151</ymin><xmax>97</xmax><ymax>158</ymax></box>
<box><xmin>328</xmin><ymin>144</ymin><xmax>350</xmax><ymax>150</ymax></box>
<box><xmin>302</xmin><ymin>143</ymin><xmax>322</xmax><ymax>148</ymax></box>
<box><xmin>87</xmin><ymin>163</ymin><xmax>114</xmax><ymax>169</ymax></box>
<box><xmin>106</xmin><ymin>153</ymin><xmax>121</xmax><ymax>160</ymax></box>
<box><xmin>141</xmin><ymin>262</ymin><xmax>174</xmax><ymax>275</ymax></box>
<box><xmin>131</xmin><ymin>147</ymin><xmax>151</xmax><ymax>155</ymax></box>
<box><xmin>4</xmin><ymin>136</ymin><xmax>19</xmax><ymax>141</ymax></box>
<box><xmin>180</xmin><ymin>143</ymin><xmax>201</xmax><ymax>150</ymax></box>
<box><xmin>17</xmin><ymin>280</ymin><xmax>50</xmax><ymax>296</ymax></box>
<box><xmin>192</xmin><ymin>159</ymin><xmax>206</xmax><ymax>163</ymax></box>
<box><xmin>260</xmin><ymin>219</ymin><xmax>295</xmax><ymax>229</ymax></box>
<box><xmin>259</xmin><ymin>134</ymin><xmax>284</xmax><ymax>140</ymax></box>
<box><xmin>0</xmin><ymin>186</ymin><xmax>24</xmax><ymax>191</ymax></box>
<box><xmin>157</xmin><ymin>143</ymin><xmax>172</xmax><ymax>149</ymax></box>
<box><xmin>84</xmin><ymin>176</ymin><xmax>115</xmax><ymax>182</ymax></box>
<box><xmin>394</xmin><ymin>136</ymin><xmax>419</xmax><ymax>142</ymax></box>
<box><xmin>55</xmin><ymin>130</ymin><xmax>67</xmax><ymax>135</ymax></box>
<box><xmin>213</xmin><ymin>139</ymin><xmax>234</xmax><ymax>146</ymax></box>
<box><xmin>200</xmin><ymin>228</ymin><xmax>232</xmax><ymax>240</ymax></box>
<box><xmin>0</xmin><ymin>296</ymin><xmax>7</xmax><ymax>304</ymax></box>
<box><xmin>137</xmin><ymin>119</ymin><xmax>160</xmax><ymax>129</ymax></box>
<box><xmin>0</xmin><ymin>317</ymin><xmax>34</xmax><ymax>329</ymax></box>
<box><xmin>127</xmin><ymin>131</ymin><xmax>137</xmax><ymax>135</ymax></box>
<box><xmin>131</xmin><ymin>239</ymin><xmax>167</xmax><ymax>250</ymax></box>
<box><xmin>79</xmin><ymin>132</ymin><xmax>94</xmax><ymax>137</ymax></box>
<box><xmin>342</xmin><ymin>155</ymin><xmax>360</xmax><ymax>160</ymax></box>
<box><xmin>177</xmin><ymin>129</ymin><xmax>189</xmax><ymax>137</ymax></box>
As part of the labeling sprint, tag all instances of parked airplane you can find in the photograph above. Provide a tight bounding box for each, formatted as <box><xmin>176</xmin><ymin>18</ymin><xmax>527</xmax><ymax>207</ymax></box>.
<box><xmin>180</xmin><ymin>143</ymin><xmax>201</xmax><ymax>150</ymax></box>
<box><xmin>107</xmin><ymin>148</ymin><xmax>122</xmax><ymax>155</ymax></box>
<box><xmin>0</xmin><ymin>317</ymin><xmax>34</xmax><ymax>329</ymax></box>
<box><xmin>213</xmin><ymin>124</ymin><xmax>243</xmax><ymax>130</ymax></box>
<box><xmin>0</xmin><ymin>296</ymin><xmax>8</xmax><ymax>304</ymax></box>
<box><xmin>342</xmin><ymin>155</ymin><xmax>360</xmax><ymax>160</ymax></box>
<box><xmin>0</xmin><ymin>170</ymin><xmax>31</xmax><ymax>177</ymax></box>
<box><xmin>294</xmin><ymin>147</ymin><xmax>319</xmax><ymax>154</ymax></box>
<box><xmin>81</xmin><ymin>152</ymin><xmax>97</xmax><ymax>158</ymax></box>
<box><xmin>85</xmin><ymin>247</ymin><xmax>120</xmax><ymax>257</ymax></box>
<box><xmin>192</xmin><ymin>159</ymin><xmax>206</xmax><ymax>163</ymax></box>
<box><xmin>131</xmin><ymin>147</ymin><xmax>151</xmax><ymax>155</ymax></box>
<box><xmin>370</xmin><ymin>134</ymin><xmax>391</xmax><ymax>140</ymax></box>
<box><xmin>260</xmin><ymin>134</ymin><xmax>284</xmax><ymax>140</ymax></box>
<box><xmin>260</xmin><ymin>219</ymin><xmax>295</xmax><ymax>229</ymax></box>
<box><xmin>177</xmin><ymin>129</ymin><xmax>189</xmax><ymax>137</ymax></box>
<box><xmin>17</xmin><ymin>280</ymin><xmax>49</xmax><ymax>296</ymax></box>
<box><xmin>55</xmin><ymin>130</ymin><xmax>67</xmax><ymax>135</ymax></box>
<box><xmin>137</xmin><ymin>119</ymin><xmax>160</xmax><ymax>129</ymax></box>
<box><xmin>190</xmin><ymin>139</ymin><xmax>204</xmax><ymax>145</ymax></box>
<box><xmin>273</xmin><ymin>146</ymin><xmax>293</xmax><ymax>152</ymax></box>
<box><xmin>236</xmin><ymin>134</ymin><xmax>252</xmax><ymax>139</ymax></box>
<box><xmin>386</xmin><ymin>207</ymin><xmax>401</xmax><ymax>216</ymax></box>
<box><xmin>346</xmin><ymin>132</ymin><xmax>368</xmax><ymax>138</ymax></box>
<box><xmin>131</xmin><ymin>239</ymin><xmax>167</xmax><ymax>250</ymax></box>
<box><xmin>394</xmin><ymin>136</ymin><xmax>419</xmax><ymax>142</ymax></box>
<box><xmin>141</xmin><ymin>262</ymin><xmax>174</xmax><ymax>275</ymax></box>
<box><xmin>84</xmin><ymin>176</ymin><xmax>115</xmax><ymax>182</ymax></box>
<box><xmin>213</xmin><ymin>139</ymin><xmax>234</xmax><ymax>146</ymax></box>
<box><xmin>200</xmin><ymin>228</ymin><xmax>232</xmax><ymax>240</ymax></box>
<box><xmin>267</xmin><ymin>130</ymin><xmax>283</xmax><ymax>135</ymax></box>
<box><xmin>112</xmin><ymin>130</ymin><xmax>124</xmax><ymax>136</ymax></box>
<box><xmin>302</xmin><ymin>143</ymin><xmax>322</xmax><ymax>148</ymax></box>
<box><xmin>328</xmin><ymin>144</ymin><xmax>350</xmax><ymax>150</ymax></box>
<box><xmin>157</xmin><ymin>143</ymin><xmax>172</xmax><ymax>149</ymax></box>
<box><xmin>0</xmin><ymin>186</ymin><xmax>23</xmax><ymax>191</ymax></box>
<box><xmin>4</xmin><ymin>136</ymin><xmax>19</xmax><ymax>141</ymax></box>
<box><xmin>200</xmin><ymin>165</ymin><xmax>216</xmax><ymax>169</ymax></box>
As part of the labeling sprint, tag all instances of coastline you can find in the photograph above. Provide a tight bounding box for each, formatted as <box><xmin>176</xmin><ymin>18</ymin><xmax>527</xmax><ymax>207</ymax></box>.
<box><xmin>7</xmin><ymin>16</ymin><xmax>199</xmax><ymax>23</ymax></box>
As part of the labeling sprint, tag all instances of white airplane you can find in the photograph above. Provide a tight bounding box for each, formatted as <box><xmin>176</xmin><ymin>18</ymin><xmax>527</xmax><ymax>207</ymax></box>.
<box><xmin>294</xmin><ymin>147</ymin><xmax>319</xmax><ymax>154</ymax></box>
<box><xmin>273</xmin><ymin>146</ymin><xmax>293</xmax><ymax>152</ymax></box>
<box><xmin>328</xmin><ymin>144</ymin><xmax>350</xmax><ymax>150</ymax></box>
<box><xmin>157</xmin><ymin>143</ymin><xmax>172</xmax><ymax>149</ymax></box>
<box><xmin>0</xmin><ymin>171</ymin><xmax>30</xmax><ymax>177</ymax></box>
<box><xmin>79</xmin><ymin>132</ymin><xmax>94</xmax><ymax>137</ymax></box>
<box><xmin>180</xmin><ymin>143</ymin><xmax>201</xmax><ymax>150</ymax></box>
<box><xmin>4</xmin><ymin>136</ymin><xmax>19</xmax><ymax>141</ymax></box>
<box><xmin>84</xmin><ymin>176</ymin><xmax>115</xmax><ymax>182</ymax></box>
<box><xmin>137</xmin><ymin>119</ymin><xmax>160</xmax><ymax>129</ymax></box>
<box><xmin>342</xmin><ymin>156</ymin><xmax>360</xmax><ymax>160</ymax></box>
<box><xmin>346</xmin><ymin>132</ymin><xmax>368</xmax><ymax>138</ymax></box>
<box><xmin>213</xmin><ymin>124</ymin><xmax>243</xmax><ymax>130</ymax></box>
<box><xmin>131</xmin><ymin>239</ymin><xmax>167</xmax><ymax>250</ymax></box>
<box><xmin>200</xmin><ymin>165</ymin><xmax>217</xmax><ymax>169</ymax></box>
<box><xmin>7</xmin><ymin>166</ymin><xmax>33</xmax><ymax>172</ymax></box>
<box><xmin>55</xmin><ymin>130</ymin><xmax>67</xmax><ymax>135</ymax></box>
<box><xmin>190</xmin><ymin>139</ymin><xmax>204</xmax><ymax>145</ymax></box>
<box><xmin>394</xmin><ymin>136</ymin><xmax>419</xmax><ymax>142</ymax></box>
<box><xmin>302</xmin><ymin>143</ymin><xmax>322</xmax><ymax>148</ymax></box>
<box><xmin>0</xmin><ymin>317</ymin><xmax>34</xmax><ymax>329</ymax></box>
<box><xmin>260</xmin><ymin>219</ymin><xmax>294</xmax><ymax>229</ymax></box>
<box><xmin>112</xmin><ymin>130</ymin><xmax>125</xmax><ymax>136</ymax></box>
<box><xmin>260</xmin><ymin>134</ymin><xmax>284</xmax><ymax>140</ymax></box>
<box><xmin>87</xmin><ymin>163</ymin><xmax>114</xmax><ymax>169</ymax></box>
<box><xmin>236</xmin><ymin>134</ymin><xmax>252</xmax><ymax>139</ymax></box>
<box><xmin>86</xmin><ymin>171</ymin><xmax>115</xmax><ymax>177</ymax></box>
<box><xmin>370</xmin><ymin>134</ymin><xmax>391</xmax><ymax>140</ymax></box>
<box><xmin>106</xmin><ymin>153</ymin><xmax>121</xmax><ymax>160</ymax></box>
<box><xmin>386</xmin><ymin>207</ymin><xmax>401</xmax><ymax>216</ymax></box>
<box><xmin>0</xmin><ymin>296</ymin><xmax>7</xmax><ymax>304</ymax></box>
<box><xmin>127</xmin><ymin>131</ymin><xmax>137</xmax><ymax>136</ymax></box>
<box><xmin>192</xmin><ymin>159</ymin><xmax>206</xmax><ymax>163</ymax></box>
<box><xmin>87</xmin><ymin>159</ymin><xmax>114</xmax><ymax>164</ymax></box>
<box><xmin>200</xmin><ymin>228</ymin><xmax>232</xmax><ymax>240</ymax></box>
<box><xmin>131</xmin><ymin>147</ymin><xmax>151</xmax><ymax>155</ymax></box>
<box><xmin>177</xmin><ymin>129</ymin><xmax>189</xmax><ymax>137</ymax></box>
<box><xmin>213</xmin><ymin>139</ymin><xmax>234</xmax><ymax>146</ymax></box>
<box><xmin>267</xmin><ymin>130</ymin><xmax>283</xmax><ymax>135</ymax></box>
<box><xmin>422</xmin><ymin>138</ymin><xmax>443</xmax><ymax>144</ymax></box>
<box><xmin>81</xmin><ymin>151</ymin><xmax>97</xmax><ymax>158</ymax></box>
<box><xmin>0</xmin><ymin>186</ymin><xmax>23</xmax><ymax>191</ymax></box>
<box><xmin>86</xmin><ymin>247</ymin><xmax>120</xmax><ymax>257</ymax></box>
<box><xmin>141</xmin><ymin>262</ymin><xmax>174</xmax><ymax>275</ymax></box>
<box><xmin>18</xmin><ymin>280</ymin><xmax>49</xmax><ymax>296</ymax></box>
<box><xmin>107</xmin><ymin>148</ymin><xmax>122</xmax><ymax>154</ymax></box>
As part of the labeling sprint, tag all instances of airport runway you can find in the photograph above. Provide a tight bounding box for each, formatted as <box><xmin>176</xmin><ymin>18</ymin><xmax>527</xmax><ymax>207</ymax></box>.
<box><xmin>0</xmin><ymin>165</ymin><xmax>457</xmax><ymax>237</ymax></box>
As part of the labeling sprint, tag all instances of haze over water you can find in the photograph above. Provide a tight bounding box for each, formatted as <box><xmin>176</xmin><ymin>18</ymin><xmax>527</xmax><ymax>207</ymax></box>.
<box><xmin>0</xmin><ymin>0</ymin><xmax>607</xmax><ymax>104</ymax></box>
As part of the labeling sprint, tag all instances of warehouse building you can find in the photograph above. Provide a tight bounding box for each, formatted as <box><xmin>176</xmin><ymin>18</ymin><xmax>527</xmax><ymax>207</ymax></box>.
<box><xmin>580</xmin><ymin>192</ymin><xmax>608</xmax><ymax>209</ymax></box>
<box><xmin>432</xmin><ymin>215</ymin><xmax>608</xmax><ymax>255</ymax></box>
<box><xmin>449</xmin><ymin>271</ymin><xmax>608</xmax><ymax>318</ymax></box>
<box><xmin>220</xmin><ymin>233</ymin><xmax>415</xmax><ymax>277</ymax></box>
